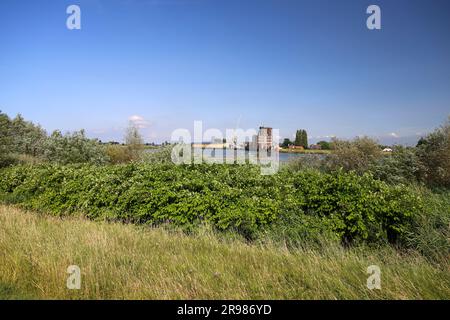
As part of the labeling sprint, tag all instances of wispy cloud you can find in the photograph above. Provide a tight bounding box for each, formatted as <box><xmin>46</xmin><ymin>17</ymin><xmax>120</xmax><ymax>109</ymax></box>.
<box><xmin>389</xmin><ymin>132</ymin><xmax>399</xmax><ymax>138</ymax></box>
<box><xmin>313</xmin><ymin>135</ymin><xmax>336</xmax><ymax>140</ymax></box>
<box><xmin>129</xmin><ymin>115</ymin><xmax>150</xmax><ymax>129</ymax></box>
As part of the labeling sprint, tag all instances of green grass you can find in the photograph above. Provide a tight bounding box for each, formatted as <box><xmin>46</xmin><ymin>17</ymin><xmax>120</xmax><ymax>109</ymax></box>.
<box><xmin>0</xmin><ymin>205</ymin><xmax>448</xmax><ymax>300</ymax></box>
<box><xmin>0</xmin><ymin>281</ymin><xmax>34</xmax><ymax>300</ymax></box>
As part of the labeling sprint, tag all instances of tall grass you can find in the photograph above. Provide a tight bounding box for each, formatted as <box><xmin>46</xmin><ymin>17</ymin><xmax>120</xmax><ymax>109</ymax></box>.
<box><xmin>0</xmin><ymin>205</ymin><xmax>448</xmax><ymax>300</ymax></box>
<box><xmin>406</xmin><ymin>189</ymin><xmax>450</xmax><ymax>264</ymax></box>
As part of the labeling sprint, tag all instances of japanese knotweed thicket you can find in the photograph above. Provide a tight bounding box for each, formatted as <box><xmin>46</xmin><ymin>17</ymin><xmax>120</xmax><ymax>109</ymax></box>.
<box><xmin>0</xmin><ymin>163</ymin><xmax>422</xmax><ymax>244</ymax></box>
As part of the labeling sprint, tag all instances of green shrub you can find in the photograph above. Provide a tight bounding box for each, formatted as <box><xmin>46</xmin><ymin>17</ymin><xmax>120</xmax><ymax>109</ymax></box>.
<box><xmin>283</xmin><ymin>155</ymin><xmax>325</xmax><ymax>172</ymax></box>
<box><xmin>43</xmin><ymin>130</ymin><xmax>109</xmax><ymax>165</ymax></box>
<box><xmin>416</xmin><ymin>118</ymin><xmax>450</xmax><ymax>188</ymax></box>
<box><xmin>140</xmin><ymin>145</ymin><xmax>174</xmax><ymax>164</ymax></box>
<box><xmin>286</xmin><ymin>169</ymin><xmax>422</xmax><ymax>244</ymax></box>
<box><xmin>0</xmin><ymin>163</ymin><xmax>422</xmax><ymax>244</ymax></box>
<box><xmin>406</xmin><ymin>189</ymin><xmax>450</xmax><ymax>264</ymax></box>
<box><xmin>371</xmin><ymin>146</ymin><xmax>424</xmax><ymax>185</ymax></box>
<box><xmin>326</xmin><ymin>136</ymin><xmax>382</xmax><ymax>173</ymax></box>
<box><xmin>0</xmin><ymin>155</ymin><xmax>18</xmax><ymax>168</ymax></box>
<box><xmin>106</xmin><ymin>145</ymin><xmax>132</xmax><ymax>164</ymax></box>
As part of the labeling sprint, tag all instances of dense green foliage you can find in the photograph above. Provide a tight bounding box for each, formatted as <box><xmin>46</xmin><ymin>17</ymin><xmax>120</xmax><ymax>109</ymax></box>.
<box><xmin>416</xmin><ymin>119</ymin><xmax>450</xmax><ymax>188</ymax></box>
<box><xmin>0</xmin><ymin>113</ymin><xmax>14</xmax><ymax>167</ymax></box>
<box><xmin>105</xmin><ymin>145</ymin><xmax>134</xmax><ymax>164</ymax></box>
<box><xmin>42</xmin><ymin>130</ymin><xmax>109</xmax><ymax>165</ymax></box>
<box><xmin>0</xmin><ymin>112</ymin><xmax>47</xmax><ymax>167</ymax></box>
<box><xmin>101</xmin><ymin>123</ymin><xmax>146</xmax><ymax>164</ymax></box>
<box><xmin>371</xmin><ymin>146</ymin><xmax>424</xmax><ymax>185</ymax></box>
<box><xmin>0</xmin><ymin>112</ymin><xmax>109</xmax><ymax>167</ymax></box>
<box><xmin>369</xmin><ymin>120</ymin><xmax>450</xmax><ymax>189</ymax></box>
<box><xmin>285</xmin><ymin>119</ymin><xmax>450</xmax><ymax>189</ymax></box>
<box><xmin>281</xmin><ymin>138</ymin><xmax>293</xmax><ymax>148</ymax></box>
<box><xmin>9</xmin><ymin>114</ymin><xmax>47</xmax><ymax>157</ymax></box>
<box><xmin>0</xmin><ymin>163</ymin><xmax>422</xmax><ymax>244</ymax></box>
<box><xmin>317</xmin><ymin>140</ymin><xmax>331</xmax><ymax>150</ymax></box>
<box><xmin>326</xmin><ymin>136</ymin><xmax>382</xmax><ymax>174</ymax></box>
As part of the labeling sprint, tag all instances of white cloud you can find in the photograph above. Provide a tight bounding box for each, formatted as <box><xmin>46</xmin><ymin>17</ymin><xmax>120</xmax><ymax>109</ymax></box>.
<box><xmin>314</xmin><ymin>134</ymin><xmax>336</xmax><ymax>139</ymax></box>
<box><xmin>129</xmin><ymin>115</ymin><xmax>143</xmax><ymax>121</ymax></box>
<box><xmin>389</xmin><ymin>132</ymin><xmax>399</xmax><ymax>138</ymax></box>
<box><xmin>129</xmin><ymin>115</ymin><xmax>150</xmax><ymax>129</ymax></box>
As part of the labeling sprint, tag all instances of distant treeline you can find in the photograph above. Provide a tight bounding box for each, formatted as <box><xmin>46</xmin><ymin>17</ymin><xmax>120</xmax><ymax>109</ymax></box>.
<box><xmin>285</xmin><ymin>118</ymin><xmax>450</xmax><ymax>189</ymax></box>
<box><xmin>0</xmin><ymin>111</ymin><xmax>164</xmax><ymax>166</ymax></box>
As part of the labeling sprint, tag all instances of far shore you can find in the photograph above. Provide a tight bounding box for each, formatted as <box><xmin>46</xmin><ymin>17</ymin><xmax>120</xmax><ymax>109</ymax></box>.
<box><xmin>142</xmin><ymin>144</ymin><xmax>333</xmax><ymax>155</ymax></box>
<box><xmin>279</xmin><ymin>148</ymin><xmax>331</xmax><ymax>154</ymax></box>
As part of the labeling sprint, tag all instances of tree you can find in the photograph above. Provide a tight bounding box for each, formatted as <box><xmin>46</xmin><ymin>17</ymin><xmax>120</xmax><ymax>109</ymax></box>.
<box><xmin>10</xmin><ymin>114</ymin><xmax>47</xmax><ymax>156</ymax></box>
<box><xmin>281</xmin><ymin>138</ymin><xmax>292</xmax><ymax>148</ymax></box>
<box><xmin>416</xmin><ymin>117</ymin><xmax>450</xmax><ymax>188</ymax></box>
<box><xmin>372</xmin><ymin>145</ymin><xmax>424</xmax><ymax>185</ymax></box>
<box><xmin>327</xmin><ymin>136</ymin><xmax>382</xmax><ymax>173</ymax></box>
<box><xmin>0</xmin><ymin>111</ymin><xmax>14</xmax><ymax>167</ymax></box>
<box><xmin>125</xmin><ymin>122</ymin><xmax>144</xmax><ymax>161</ymax></box>
<box><xmin>0</xmin><ymin>111</ymin><xmax>11</xmax><ymax>150</ymax></box>
<box><xmin>303</xmin><ymin>130</ymin><xmax>308</xmax><ymax>149</ymax></box>
<box><xmin>1</xmin><ymin>111</ymin><xmax>48</xmax><ymax>166</ymax></box>
<box><xmin>43</xmin><ymin>129</ymin><xmax>108</xmax><ymax>165</ymax></box>
<box><xmin>294</xmin><ymin>130</ymin><xmax>303</xmax><ymax>147</ymax></box>
<box><xmin>317</xmin><ymin>140</ymin><xmax>331</xmax><ymax>150</ymax></box>
<box><xmin>294</xmin><ymin>129</ymin><xmax>308</xmax><ymax>148</ymax></box>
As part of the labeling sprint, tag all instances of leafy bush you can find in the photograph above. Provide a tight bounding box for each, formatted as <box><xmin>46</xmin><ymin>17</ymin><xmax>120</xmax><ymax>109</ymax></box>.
<box><xmin>371</xmin><ymin>145</ymin><xmax>424</xmax><ymax>185</ymax></box>
<box><xmin>9</xmin><ymin>114</ymin><xmax>47</xmax><ymax>157</ymax></box>
<box><xmin>326</xmin><ymin>136</ymin><xmax>382</xmax><ymax>173</ymax></box>
<box><xmin>0</xmin><ymin>112</ymin><xmax>112</xmax><ymax>166</ymax></box>
<box><xmin>0</xmin><ymin>112</ymin><xmax>15</xmax><ymax>168</ymax></box>
<box><xmin>283</xmin><ymin>155</ymin><xmax>326</xmax><ymax>172</ymax></box>
<box><xmin>106</xmin><ymin>145</ymin><xmax>133</xmax><ymax>164</ymax></box>
<box><xmin>286</xmin><ymin>169</ymin><xmax>422</xmax><ymax>244</ymax></box>
<box><xmin>141</xmin><ymin>145</ymin><xmax>174</xmax><ymax>164</ymax></box>
<box><xmin>0</xmin><ymin>155</ymin><xmax>18</xmax><ymax>168</ymax></box>
<box><xmin>317</xmin><ymin>140</ymin><xmax>331</xmax><ymax>150</ymax></box>
<box><xmin>0</xmin><ymin>163</ymin><xmax>422</xmax><ymax>244</ymax></box>
<box><xmin>321</xmin><ymin>118</ymin><xmax>450</xmax><ymax>189</ymax></box>
<box><xmin>42</xmin><ymin>130</ymin><xmax>109</xmax><ymax>165</ymax></box>
<box><xmin>0</xmin><ymin>112</ymin><xmax>47</xmax><ymax>159</ymax></box>
<box><xmin>105</xmin><ymin>125</ymin><xmax>148</xmax><ymax>164</ymax></box>
<box><xmin>416</xmin><ymin>118</ymin><xmax>450</xmax><ymax>188</ymax></box>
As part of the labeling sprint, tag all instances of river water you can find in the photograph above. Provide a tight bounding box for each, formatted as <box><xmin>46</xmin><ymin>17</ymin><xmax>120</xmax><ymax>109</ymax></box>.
<box><xmin>191</xmin><ymin>148</ymin><xmax>325</xmax><ymax>164</ymax></box>
<box><xmin>146</xmin><ymin>148</ymin><xmax>325</xmax><ymax>164</ymax></box>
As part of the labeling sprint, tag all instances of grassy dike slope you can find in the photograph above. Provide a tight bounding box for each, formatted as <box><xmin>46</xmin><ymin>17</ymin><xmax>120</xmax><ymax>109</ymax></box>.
<box><xmin>0</xmin><ymin>205</ymin><xmax>449</xmax><ymax>300</ymax></box>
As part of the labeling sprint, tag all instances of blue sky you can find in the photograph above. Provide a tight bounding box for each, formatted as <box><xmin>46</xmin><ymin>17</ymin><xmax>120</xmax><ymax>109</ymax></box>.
<box><xmin>1</xmin><ymin>0</ymin><xmax>449</xmax><ymax>144</ymax></box>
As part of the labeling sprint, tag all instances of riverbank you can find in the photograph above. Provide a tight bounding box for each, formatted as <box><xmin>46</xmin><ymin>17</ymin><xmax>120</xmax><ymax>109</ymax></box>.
<box><xmin>279</xmin><ymin>148</ymin><xmax>331</xmax><ymax>154</ymax></box>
